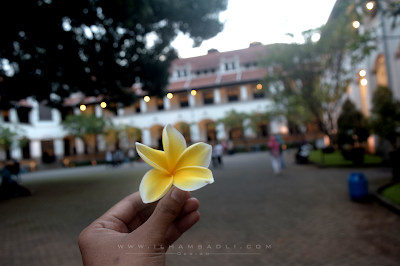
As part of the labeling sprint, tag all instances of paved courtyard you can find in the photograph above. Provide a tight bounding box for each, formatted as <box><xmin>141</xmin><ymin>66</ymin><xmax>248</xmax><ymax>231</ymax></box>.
<box><xmin>0</xmin><ymin>150</ymin><xmax>399</xmax><ymax>266</ymax></box>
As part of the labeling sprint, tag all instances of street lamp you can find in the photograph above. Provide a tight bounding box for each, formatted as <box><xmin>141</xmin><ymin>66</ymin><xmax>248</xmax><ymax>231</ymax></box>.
<box><xmin>100</xmin><ymin>102</ymin><xmax>107</xmax><ymax>108</ymax></box>
<box><xmin>191</xmin><ymin>89</ymin><xmax>197</xmax><ymax>96</ymax></box>
<box><xmin>167</xmin><ymin>93</ymin><xmax>173</xmax><ymax>99</ymax></box>
<box><xmin>352</xmin><ymin>21</ymin><xmax>360</xmax><ymax>29</ymax></box>
<box><xmin>359</xmin><ymin>70</ymin><xmax>366</xmax><ymax>77</ymax></box>
<box><xmin>366</xmin><ymin>2</ymin><xmax>374</xmax><ymax>10</ymax></box>
<box><xmin>80</xmin><ymin>104</ymin><xmax>86</xmax><ymax>111</ymax></box>
<box><xmin>144</xmin><ymin>96</ymin><xmax>150</xmax><ymax>102</ymax></box>
<box><xmin>360</xmin><ymin>78</ymin><xmax>368</xmax><ymax>86</ymax></box>
<box><xmin>256</xmin><ymin>84</ymin><xmax>262</xmax><ymax>90</ymax></box>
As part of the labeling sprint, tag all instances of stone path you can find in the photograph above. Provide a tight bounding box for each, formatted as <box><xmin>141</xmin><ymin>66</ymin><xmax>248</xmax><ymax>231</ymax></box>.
<box><xmin>0</xmin><ymin>150</ymin><xmax>399</xmax><ymax>266</ymax></box>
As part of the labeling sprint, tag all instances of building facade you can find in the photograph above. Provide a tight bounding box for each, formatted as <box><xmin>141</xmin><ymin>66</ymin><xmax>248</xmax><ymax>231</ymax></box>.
<box><xmin>0</xmin><ymin>43</ymin><xmax>298</xmax><ymax>164</ymax></box>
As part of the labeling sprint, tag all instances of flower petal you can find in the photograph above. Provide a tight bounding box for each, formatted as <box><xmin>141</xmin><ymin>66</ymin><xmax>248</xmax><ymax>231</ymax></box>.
<box><xmin>174</xmin><ymin>142</ymin><xmax>212</xmax><ymax>170</ymax></box>
<box><xmin>136</xmin><ymin>142</ymin><xmax>169</xmax><ymax>174</ymax></box>
<box><xmin>162</xmin><ymin>124</ymin><xmax>187</xmax><ymax>171</ymax></box>
<box><xmin>173</xmin><ymin>166</ymin><xmax>214</xmax><ymax>191</ymax></box>
<box><xmin>139</xmin><ymin>169</ymin><xmax>173</xmax><ymax>203</ymax></box>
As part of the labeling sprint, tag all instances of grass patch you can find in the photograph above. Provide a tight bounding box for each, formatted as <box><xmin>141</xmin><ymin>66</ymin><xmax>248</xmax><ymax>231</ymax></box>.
<box><xmin>309</xmin><ymin>149</ymin><xmax>383</xmax><ymax>166</ymax></box>
<box><xmin>382</xmin><ymin>183</ymin><xmax>400</xmax><ymax>206</ymax></box>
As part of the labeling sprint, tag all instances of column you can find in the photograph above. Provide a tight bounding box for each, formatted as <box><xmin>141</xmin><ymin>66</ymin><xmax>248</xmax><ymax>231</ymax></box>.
<box><xmin>140</xmin><ymin>99</ymin><xmax>147</xmax><ymax>113</ymax></box>
<box><xmin>95</xmin><ymin>104</ymin><xmax>103</xmax><ymax>118</ymax></box>
<box><xmin>240</xmin><ymin>85</ymin><xmax>248</xmax><ymax>100</ymax></box>
<box><xmin>117</xmin><ymin>108</ymin><xmax>125</xmax><ymax>116</ymax></box>
<box><xmin>97</xmin><ymin>135</ymin><xmax>107</xmax><ymax>152</ymax></box>
<box><xmin>30</xmin><ymin>139</ymin><xmax>42</xmax><ymax>159</ymax></box>
<box><xmin>163</xmin><ymin>96</ymin><xmax>171</xmax><ymax>110</ymax></box>
<box><xmin>189</xmin><ymin>94</ymin><xmax>196</xmax><ymax>107</ymax></box>
<box><xmin>243</xmin><ymin>118</ymin><xmax>256</xmax><ymax>138</ymax></box>
<box><xmin>10</xmin><ymin>139</ymin><xmax>22</xmax><ymax>160</ymax></box>
<box><xmin>141</xmin><ymin>128</ymin><xmax>151</xmax><ymax>146</ymax></box>
<box><xmin>216</xmin><ymin>123</ymin><xmax>226</xmax><ymax>140</ymax></box>
<box><xmin>190</xmin><ymin>123</ymin><xmax>200</xmax><ymax>142</ymax></box>
<box><xmin>213</xmin><ymin>89</ymin><xmax>221</xmax><ymax>104</ymax></box>
<box><xmin>75</xmin><ymin>138</ymin><xmax>85</xmax><ymax>154</ymax></box>
<box><xmin>53</xmin><ymin>139</ymin><xmax>64</xmax><ymax>159</ymax></box>
<box><xmin>9</xmin><ymin>108</ymin><xmax>18</xmax><ymax>123</ymax></box>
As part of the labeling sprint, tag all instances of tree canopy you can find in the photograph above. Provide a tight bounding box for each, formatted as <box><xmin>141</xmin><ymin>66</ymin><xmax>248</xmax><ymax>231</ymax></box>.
<box><xmin>0</xmin><ymin>0</ymin><xmax>227</xmax><ymax>109</ymax></box>
<box><xmin>261</xmin><ymin>0</ymin><xmax>369</xmax><ymax>142</ymax></box>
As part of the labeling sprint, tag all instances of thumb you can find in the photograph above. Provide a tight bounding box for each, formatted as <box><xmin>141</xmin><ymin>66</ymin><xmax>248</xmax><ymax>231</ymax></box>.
<box><xmin>144</xmin><ymin>186</ymin><xmax>189</xmax><ymax>236</ymax></box>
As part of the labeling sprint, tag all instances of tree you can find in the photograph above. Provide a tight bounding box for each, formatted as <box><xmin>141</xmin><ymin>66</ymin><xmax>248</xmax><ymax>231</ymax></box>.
<box><xmin>262</xmin><ymin>2</ymin><xmax>366</xmax><ymax>143</ymax></box>
<box><xmin>369</xmin><ymin>86</ymin><xmax>400</xmax><ymax>150</ymax></box>
<box><xmin>0</xmin><ymin>125</ymin><xmax>26</xmax><ymax>161</ymax></box>
<box><xmin>0</xmin><ymin>0</ymin><xmax>227</xmax><ymax>109</ymax></box>
<box><xmin>105</xmin><ymin>123</ymin><xmax>141</xmax><ymax>149</ymax></box>
<box><xmin>337</xmin><ymin>98</ymin><xmax>369</xmax><ymax>147</ymax></box>
<box><xmin>62</xmin><ymin>114</ymin><xmax>105</xmax><ymax>154</ymax></box>
<box><xmin>217</xmin><ymin>110</ymin><xmax>248</xmax><ymax>140</ymax></box>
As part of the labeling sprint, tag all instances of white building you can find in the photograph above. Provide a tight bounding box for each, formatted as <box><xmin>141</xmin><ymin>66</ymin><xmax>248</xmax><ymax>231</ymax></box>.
<box><xmin>344</xmin><ymin>2</ymin><xmax>400</xmax><ymax>115</ymax></box>
<box><xmin>1</xmin><ymin>43</ymin><xmax>307</xmax><ymax>164</ymax></box>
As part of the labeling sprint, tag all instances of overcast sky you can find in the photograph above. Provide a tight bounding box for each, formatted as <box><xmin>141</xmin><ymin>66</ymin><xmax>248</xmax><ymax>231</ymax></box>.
<box><xmin>171</xmin><ymin>0</ymin><xmax>337</xmax><ymax>58</ymax></box>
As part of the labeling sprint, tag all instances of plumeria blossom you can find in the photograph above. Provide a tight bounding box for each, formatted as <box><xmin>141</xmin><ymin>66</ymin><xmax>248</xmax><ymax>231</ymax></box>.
<box><xmin>136</xmin><ymin>124</ymin><xmax>214</xmax><ymax>203</ymax></box>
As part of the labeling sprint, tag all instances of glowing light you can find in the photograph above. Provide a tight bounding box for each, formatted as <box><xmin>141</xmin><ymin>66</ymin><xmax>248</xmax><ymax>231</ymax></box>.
<box><xmin>282</xmin><ymin>144</ymin><xmax>287</xmax><ymax>150</ymax></box>
<box><xmin>80</xmin><ymin>104</ymin><xmax>86</xmax><ymax>111</ymax></box>
<box><xmin>360</xmin><ymin>78</ymin><xmax>368</xmax><ymax>86</ymax></box>
<box><xmin>91</xmin><ymin>160</ymin><xmax>97</xmax><ymax>166</ymax></box>
<box><xmin>256</xmin><ymin>84</ymin><xmax>262</xmax><ymax>90</ymax></box>
<box><xmin>352</xmin><ymin>21</ymin><xmax>360</xmax><ymax>29</ymax></box>
<box><xmin>366</xmin><ymin>2</ymin><xmax>374</xmax><ymax>10</ymax></box>
<box><xmin>167</xmin><ymin>93</ymin><xmax>173</xmax><ymax>99</ymax></box>
<box><xmin>100</xmin><ymin>102</ymin><xmax>107</xmax><ymax>108</ymax></box>
<box><xmin>359</xmin><ymin>70</ymin><xmax>366</xmax><ymax>77</ymax></box>
<box><xmin>191</xmin><ymin>89</ymin><xmax>197</xmax><ymax>96</ymax></box>
<box><xmin>144</xmin><ymin>96</ymin><xmax>150</xmax><ymax>102</ymax></box>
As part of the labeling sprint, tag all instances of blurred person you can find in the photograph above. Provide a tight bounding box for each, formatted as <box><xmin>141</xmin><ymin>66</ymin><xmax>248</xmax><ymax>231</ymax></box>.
<box><xmin>227</xmin><ymin>140</ymin><xmax>235</xmax><ymax>155</ymax></box>
<box><xmin>0</xmin><ymin>161</ymin><xmax>31</xmax><ymax>200</ymax></box>
<box><xmin>275</xmin><ymin>135</ymin><xmax>285</xmax><ymax>168</ymax></box>
<box><xmin>212</xmin><ymin>142</ymin><xmax>224</xmax><ymax>168</ymax></box>
<box><xmin>268</xmin><ymin>135</ymin><xmax>281</xmax><ymax>175</ymax></box>
<box><xmin>296</xmin><ymin>136</ymin><xmax>313</xmax><ymax>164</ymax></box>
<box><xmin>105</xmin><ymin>151</ymin><xmax>113</xmax><ymax>168</ymax></box>
<box><xmin>128</xmin><ymin>147</ymin><xmax>136</xmax><ymax>167</ymax></box>
<box><xmin>79</xmin><ymin>187</ymin><xmax>200</xmax><ymax>266</ymax></box>
<box><xmin>10</xmin><ymin>159</ymin><xmax>21</xmax><ymax>183</ymax></box>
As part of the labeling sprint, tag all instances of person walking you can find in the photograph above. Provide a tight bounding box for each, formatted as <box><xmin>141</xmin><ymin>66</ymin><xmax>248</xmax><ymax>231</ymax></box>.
<box><xmin>212</xmin><ymin>142</ymin><xmax>224</xmax><ymax>168</ymax></box>
<box><xmin>275</xmin><ymin>134</ymin><xmax>285</xmax><ymax>168</ymax></box>
<box><xmin>268</xmin><ymin>135</ymin><xmax>281</xmax><ymax>175</ymax></box>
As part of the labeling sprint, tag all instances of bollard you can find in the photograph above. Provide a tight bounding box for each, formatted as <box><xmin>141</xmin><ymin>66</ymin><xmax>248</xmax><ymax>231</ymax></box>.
<box><xmin>348</xmin><ymin>173</ymin><xmax>369</xmax><ymax>201</ymax></box>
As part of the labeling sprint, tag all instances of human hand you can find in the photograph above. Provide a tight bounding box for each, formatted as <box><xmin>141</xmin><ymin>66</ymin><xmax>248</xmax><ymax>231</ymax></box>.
<box><xmin>78</xmin><ymin>187</ymin><xmax>200</xmax><ymax>266</ymax></box>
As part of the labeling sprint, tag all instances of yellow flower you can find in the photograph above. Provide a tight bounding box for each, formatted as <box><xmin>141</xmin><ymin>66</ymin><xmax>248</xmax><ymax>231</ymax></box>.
<box><xmin>136</xmin><ymin>124</ymin><xmax>214</xmax><ymax>203</ymax></box>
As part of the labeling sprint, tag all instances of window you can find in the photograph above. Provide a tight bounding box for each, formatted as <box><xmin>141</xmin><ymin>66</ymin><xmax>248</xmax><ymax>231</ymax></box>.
<box><xmin>2</xmin><ymin>110</ymin><xmax>9</xmax><ymax>122</ymax></box>
<box><xmin>157</xmin><ymin>97</ymin><xmax>164</xmax><ymax>110</ymax></box>
<box><xmin>135</xmin><ymin>101</ymin><xmax>141</xmax><ymax>113</ymax></box>
<box><xmin>253</xmin><ymin>88</ymin><xmax>265</xmax><ymax>99</ymax></box>
<box><xmin>228</xmin><ymin>88</ymin><xmax>239</xmax><ymax>102</ymax></box>
<box><xmin>17</xmin><ymin>107</ymin><xmax>30</xmax><ymax>123</ymax></box>
<box><xmin>180</xmin><ymin>94</ymin><xmax>189</xmax><ymax>107</ymax></box>
<box><xmin>203</xmin><ymin>91</ymin><xmax>214</xmax><ymax>105</ymax></box>
<box><xmin>225</xmin><ymin>62</ymin><xmax>236</xmax><ymax>71</ymax></box>
<box><xmin>177</xmin><ymin>69</ymin><xmax>187</xmax><ymax>78</ymax></box>
<box><xmin>39</xmin><ymin>103</ymin><xmax>52</xmax><ymax>121</ymax></box>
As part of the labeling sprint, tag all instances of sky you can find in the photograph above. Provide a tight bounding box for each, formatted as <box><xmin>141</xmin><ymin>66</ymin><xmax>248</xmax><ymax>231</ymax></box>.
<box><xmin>171</xmin><ymin>0</ymin><xmax>337</xmax><ymax>58</ymax></box>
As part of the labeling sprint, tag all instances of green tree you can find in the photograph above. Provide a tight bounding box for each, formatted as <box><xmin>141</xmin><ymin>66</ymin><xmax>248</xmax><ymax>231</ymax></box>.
<box><xmin>369</xmin><ymin>86</ymin><xmax>400</xmax><ymax>149</ymax></box>
<box><xmin>337</xmin><ymin>99</ymin><xmax>369</xmax><ymax>147</ymax></box>
<box><xmin>0</xmin><ymin>0</ymin><xmax>227</xmax><ymax>109</ymax></box>
<box><xmin>62</xmin><ymin>115</ymin><xmax>105</xmax><ymax>154</ymax></box>
<box><xmin>262</xmin><ymin>2</ymin><xmax>367</xmax><ymax>143</ymax></box>
<box><xmin>0</xmin><ymin>125</ymin><xmax>26</xmax><ymax>161</ymax></box>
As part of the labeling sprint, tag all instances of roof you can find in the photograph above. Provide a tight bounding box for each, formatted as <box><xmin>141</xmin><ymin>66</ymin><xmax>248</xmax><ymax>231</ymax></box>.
<box><xmin>166</xmin><ymin>44</ymin><xmax>271</xmax><ymax>92</ymax></box>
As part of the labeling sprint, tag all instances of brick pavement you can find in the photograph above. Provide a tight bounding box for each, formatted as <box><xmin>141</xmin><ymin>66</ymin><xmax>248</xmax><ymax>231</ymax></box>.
<box><xmin>0</xmin><ymin>151</ymin><xmax>399</xmax><ymax>266</ymax></box>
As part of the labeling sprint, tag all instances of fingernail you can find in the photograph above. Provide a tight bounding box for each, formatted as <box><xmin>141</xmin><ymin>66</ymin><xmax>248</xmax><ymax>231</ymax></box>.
<box><xmin>171</xmin><ymin>187</ymin><xmax>187</xmax><ymax>203</ymax></box>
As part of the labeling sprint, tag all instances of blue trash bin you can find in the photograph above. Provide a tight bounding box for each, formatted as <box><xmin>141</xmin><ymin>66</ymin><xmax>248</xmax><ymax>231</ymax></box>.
<box><xmin>348</xmin><ymin>173</ymin><xmax>369</xmax><ymax>201</ymax></box>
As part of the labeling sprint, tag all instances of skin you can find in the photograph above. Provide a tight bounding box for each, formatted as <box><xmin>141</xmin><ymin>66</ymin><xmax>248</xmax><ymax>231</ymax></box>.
<box><xmin>79</xmin><ymin>187</ymin><xmax>200</xmax><ymax>266</ymax></box>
